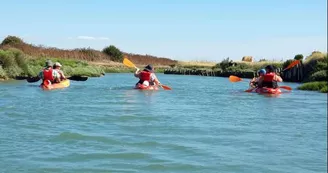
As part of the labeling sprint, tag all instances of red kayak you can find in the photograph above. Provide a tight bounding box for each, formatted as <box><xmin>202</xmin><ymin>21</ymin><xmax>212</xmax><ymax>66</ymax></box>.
<box><xmin>134</xmin><ymin>83</ymin><xmax>159</xmax><ymax>90</ymax></box>
<box><xmin>255</xmin><ymin>87</ymin><xmax>282</xmax><ymax>94</ymax></box>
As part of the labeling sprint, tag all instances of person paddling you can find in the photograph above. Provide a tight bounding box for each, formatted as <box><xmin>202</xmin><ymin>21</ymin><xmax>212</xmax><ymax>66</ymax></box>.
<box><xmin>249</xmin><ymin>69</ymin><xmax>266</xmax><ymax>88</ymax></box>
<box><xmin>38</xmin><ymin>60</ymin><xmax>61</xmax><ymax>85</ymax></box>
<box><xmin>257</xmin><ymin>65</ymin><xmax>283</xmax><ymax>89</ymax></box>
<box><xmin>134</xmin><ymin>64</ymin><xmax>161</xmax><ymax>87</ymax></box>
<box><xmin>53</xmin><ymin>62</ymin><xmax>66</xmax><ymax>81</ymax></box>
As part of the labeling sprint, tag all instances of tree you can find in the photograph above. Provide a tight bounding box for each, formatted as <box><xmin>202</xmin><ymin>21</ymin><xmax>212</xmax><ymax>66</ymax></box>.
<box><xmin>219</xmin><ymin>57</ymin><xmax>233</xmax><ymax>71</ymax></box>
<box><xmin>102</xmin><ymin>45</ymin><xmax>123</xmax><ymax>62</ymax></box>
<box><xmin>294</xmin><ymin>54</ymin><xmax>304</xmax><ymax>60</ymax></box>
<box><xmin>1</xmin><ymin>36</ymin><xmax>24</xmax><ymax>45</ymax></box>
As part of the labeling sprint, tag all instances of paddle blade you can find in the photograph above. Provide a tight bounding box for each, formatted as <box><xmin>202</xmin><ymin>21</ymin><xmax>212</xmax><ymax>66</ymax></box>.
<box><xmin>229</xmin><ymin>75</ymin><xmax>242</xmax><ymax>82</ymax></box>
<box><xmin>161</xmin><ymin>84</ymin><xmax>172</xmax><ymax>90</ymax></box>
<box><xmin>26</xmin><ymin>76</ymin><xmax>41</xmax><ymax>83</ymax></box>
<box><xmin>67</xmin><ymin>76</ymin><xmax>88</xmax><ymax>81</ymax></box>
<box><xmin>283</xmin><ymin>60</ymin><xmax>300</xmax><ymax>71</ymax></box>
<box><xmin>245</xmin><ymin>88</ymin><xmax>255</xmax><ymax>92</ymax></box>
<box><xmin>123</xmin><ymin>57</ymin><xmax>136</xmax><ymax>68</ymax></box>
<box><xmin>279</xmin><ymin>86</ymin><xmax>292</xmax><ymax>90</ymax></box>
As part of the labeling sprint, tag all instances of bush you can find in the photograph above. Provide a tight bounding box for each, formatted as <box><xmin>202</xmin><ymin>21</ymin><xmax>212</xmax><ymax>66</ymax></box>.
<box><xmin>304</xmin><ymin>51</ymin><xmax>327</xmax><ymax>64</ymax></box>
<box><xmin>1</xmin><ymin>36</ymin><xmax>24</xmax><ymax>45</ymax></box>
<box><xmin>320</xmin><ymin>85</ymin><xmax>328</xmax><ymax>93</ymax></box>
<box><xmin>298</xmin><ymin>81</ymin><xmax>328</xmax><ymax>92</ymax></box>
<box><xmin>294</xmin><ymin>54</ymin><xmax>304</xmax><ymax>60</ymax></box>
<box><xmin>282</xmin><ymin>59</ymin><xmax>293</xmax><ymax>70</ymax></box>
<box><xmin>217</xmin><ymin>57</ymin><xmax>233</xmax><ymax>71</ymax></box>
<box><xmin>102</xmin><ymin>45</ymin><xmax>123</xmax><ymax>62</ymax></box>
<box><xmin>0</xmin><ymin>66</ymin><xmax>7</xmax><ymax>79</ymax></box>
<box><xmin>309</xmin><ymin>70</ymin><xmax>327</xmax><ymax>82</ymax></box>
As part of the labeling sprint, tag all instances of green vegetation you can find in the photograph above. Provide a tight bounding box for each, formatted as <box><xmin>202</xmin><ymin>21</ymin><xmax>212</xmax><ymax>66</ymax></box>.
<box><xmin>297</xmin><ymin>52</ymin><xmax>327</xmax><ymax>93</ymax></box>
<box><xmin>212</xmin><ymin>58</ymin><xmax>283</xmax><ymax>72</ymax></box>
<box><xmin>0</xmin><ymin>49</ymin><xmax>106</xmax><ymax>79</ymax></box>
<box><xmin>294</xmin><ymin>54</ymin><xmax>304</xmax><ymax>60</ymax></box>
<box><xmin>298</xmin><ymin>81</ymin><xmax>328</xmax><ymax>93</ymax></box>
<box><xmin>0</xmin><ymin>35</ymin><xmax>178</xmax><ymax>81</ymax></box>
<box><xmin>102</xmin><ymin>45</ymin><xmax>124</xmax><ymax>62</ymax></box>
<box><xmin>1</xmin><ymin>36</ymin><xmax>24</xmax><ymax>46</ymax></box>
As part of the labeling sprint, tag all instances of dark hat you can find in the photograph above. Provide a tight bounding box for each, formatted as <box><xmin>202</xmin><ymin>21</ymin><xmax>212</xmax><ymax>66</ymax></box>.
<box><xmin>45</xmin><ymin>60</ymin><xmax>53</xmax><ymax>67</ymax></box>
<box><xmin>265</xmin><ymin>65</ymin><xmax>274</xmax><ymax>72</ymax></box>
<box><xmin>144</xmin><ymin>64</ymin><xmax>154</xmax><ymax>72</ymax></box>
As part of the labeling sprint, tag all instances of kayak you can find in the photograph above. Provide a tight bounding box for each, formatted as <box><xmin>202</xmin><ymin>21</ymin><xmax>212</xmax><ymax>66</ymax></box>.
<box><xmin>255</xmin><ymin>87</ymin><xmax>282</xmax><ymax>94</ymax></box>
<box><xmin>41</xmin><ymin>79</ymin><xmax>70</xmax><ymax>90</ymax></box>
<box><xmin>134</xmin><ymin>83</ymin><xmax>159</xmax><ymax>90</ymax></box>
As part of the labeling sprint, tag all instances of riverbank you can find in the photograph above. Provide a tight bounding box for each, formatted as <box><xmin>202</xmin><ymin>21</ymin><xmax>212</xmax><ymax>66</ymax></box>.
<box><xmin>0</xmin><ymin>36</ymin><xmax>175</xmax><ymax>80</ymax></box>
<box><xmin>1</xmin><ymin>36</ymin><xmax>326</xmax><ymax>93</ymax></box>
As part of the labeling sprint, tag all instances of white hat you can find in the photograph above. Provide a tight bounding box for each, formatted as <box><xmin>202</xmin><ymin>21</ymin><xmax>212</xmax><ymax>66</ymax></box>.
<box><xmin>54</xmin><ymin>62</ymin><xmax>62</xmax><ymax>67</ymax></box>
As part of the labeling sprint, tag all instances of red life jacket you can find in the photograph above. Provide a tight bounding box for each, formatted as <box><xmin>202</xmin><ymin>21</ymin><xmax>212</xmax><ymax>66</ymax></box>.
<box><xmin>262</xmin><ymin>72</ymin><xmax>278</xmax><ymax>88</ymax></box>
<box><xmin>263</xmin><ymin>72</ymin><xmax>275</xmax><ymax>82</ymax></box>
<box><xmin>43</xmin><ymin>68</ymin><xmax>54</xmax><ymax>82</ymax></box>
<box><xmin>139</xmin><ymin>71</ymin><xmax>151</xmax><ymax>81</ymax></box>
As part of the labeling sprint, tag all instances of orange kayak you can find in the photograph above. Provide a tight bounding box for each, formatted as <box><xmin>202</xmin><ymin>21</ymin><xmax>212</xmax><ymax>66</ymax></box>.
<box><xmin>134</xmin><ymin>83</ymin><xmax>159</xmax><ymax>90</ymax></box>
<box><xmin>255</xmin><ymin>87</ymin><xmax>282</xmax><ymax>94</ymax></box>
<box><xmin>41</xmin><ymin>79</ymin><xmax>70</xmax><ymax>90</ymax></box>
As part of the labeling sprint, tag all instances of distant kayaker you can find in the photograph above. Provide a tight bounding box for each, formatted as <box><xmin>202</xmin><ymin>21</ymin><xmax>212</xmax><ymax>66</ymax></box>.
<box><xmin>38</xmin><ymin>60</ymin><xmax>61</xmax><ymax>85</ymax></box>
<box><xmin>53</xmin><ymin>62</ymin><xmax>66</xmax><ymax>81</ymax></box>
<box><xmin>257</xmin><ymin>65</ymin><xmax>283</xmax><ymax>88</ymax></box>
<box><xmin>249</xmin><ymin>69</ymin><xmax>266</xmax><ymax>88</ymax></box>
<box><xmin>134</xmin><ymin>64</ymin><xmax>161</xmax><ymax>87</ymax></box>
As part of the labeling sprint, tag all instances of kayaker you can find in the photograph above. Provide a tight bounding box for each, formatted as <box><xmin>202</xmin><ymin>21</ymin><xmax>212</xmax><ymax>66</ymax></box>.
<box><xmin>249</xmin><ymin>69</ymin><xmax>266</xmax><ymax>88</ymax></box>
<box><xmin>257</xmin><ymin>65</ymin><xmax>283</xmax><ymax>88</ymax></box>
<box><xmin>134</xmin><ymin>64</ymin><xmax>161</xmax><ymax>87</ymax></box>
<box><xmin>38</xmin><ymin>60</ymin><xmax>61</xmax><ymax>85</ymax></box>
<box><xmin>53</xmin><ymin>62</ymin><xmax>66</xmax><ymax>81</ymax></box>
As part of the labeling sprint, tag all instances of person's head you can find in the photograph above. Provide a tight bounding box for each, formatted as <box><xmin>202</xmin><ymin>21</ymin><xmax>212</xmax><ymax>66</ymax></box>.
<box><xmin>53</xmin><ymin>62</ymin><xmax>62</xmax><ymax>69</ymax></box>
<box><xmin>144</xmin><ymin>64</ymin><xmax>154</xmax><ymax>72</ymax></box>
<box><xmin>265</xmin><ymin>65</ymin><xmax>275</xmax><ymax>73</ymax></box>
<box><xmin>258</xmin><ymin>69</ymin><xmax>266</xmax><ymax>76</ymax></box>
<box><xmin>45</xmin><ymin>60</ymin><xmax>53</xmax><ymax>68</ymax></box>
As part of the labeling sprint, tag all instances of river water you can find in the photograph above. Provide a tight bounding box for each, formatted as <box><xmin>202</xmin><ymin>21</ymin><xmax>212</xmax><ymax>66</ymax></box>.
<box><xmin>0</xmin><ymin>74</ymin><xmax>327</xmax><ymax>173</ymax></box>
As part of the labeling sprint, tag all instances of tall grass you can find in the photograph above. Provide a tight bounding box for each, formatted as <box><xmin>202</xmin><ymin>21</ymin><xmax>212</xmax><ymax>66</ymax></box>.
<box><xmin>304</xmin><ymin>51</ymin><xmax>327</xmax><ymax>64</ymax></box>
<box><xmin>0</xmin><ymin>36</ymin><xmax>178</xmax><ymax>66</ymax></box>
<box><xmin>0</xmin><ymin>49</ymin><xmax>106</xmax><ymax>79</ymax></box>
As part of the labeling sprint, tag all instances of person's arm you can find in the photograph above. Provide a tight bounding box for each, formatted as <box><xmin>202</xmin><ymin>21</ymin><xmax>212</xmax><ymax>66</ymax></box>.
<box><xmin>151</xmin><ymin>73</ymin><xmax>161</xmax><ymax>85</ymax></box>
<box><xmin>134</xmin><ymin>68</ymin><xmax>140</xmax><ymax>78</ymax></box>
<box><xmin>274</xmin><ymin>75</ymin><xmax>283</xmax><ymax>82</ymax></box>
<box><xmin>257</xmin><ymin>76</ymin><xmax>264</xmax><ymax>87</ymax></box>
<box><xmin>60</xmin><ymin>70</ymin><xmax>66</xmax><ymax>79</ymax></box>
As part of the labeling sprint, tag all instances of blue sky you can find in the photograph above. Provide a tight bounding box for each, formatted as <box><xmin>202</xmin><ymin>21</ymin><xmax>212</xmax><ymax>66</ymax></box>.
<box><xmin>0</xmin><ymin>0</ymin><xmax>326</xmax><ymax>61</ymax></box>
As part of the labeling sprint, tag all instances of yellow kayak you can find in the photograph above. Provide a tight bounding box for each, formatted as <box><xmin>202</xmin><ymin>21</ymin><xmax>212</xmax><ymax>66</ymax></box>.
<box><xmin>41</xmin><ymin>79</ymin><xmax>70</xmax><ymax>90</ymax></box>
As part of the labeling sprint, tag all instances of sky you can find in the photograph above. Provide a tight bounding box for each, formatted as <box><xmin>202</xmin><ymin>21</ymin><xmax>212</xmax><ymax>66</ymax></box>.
<box><xmin>0</xmin><ymin>0</ymin><xmax>326</xmax><ymax>61</ymax></box>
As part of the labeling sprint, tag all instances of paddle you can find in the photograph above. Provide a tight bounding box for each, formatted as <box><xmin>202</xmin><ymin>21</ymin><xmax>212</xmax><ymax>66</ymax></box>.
<box><xmin>123</xmin><ymin>57</ymin><xmax>172</xmax><ymax>90</ymax></box>
<box><xmin>26</xmin><ymin>75</ymin><xmax>88</xmax><ymax>83</ymax></box>
<box><xmin>283</xmin><ymin>60</ymin><xmax>301</xmax><ymax>71</ymax></box>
